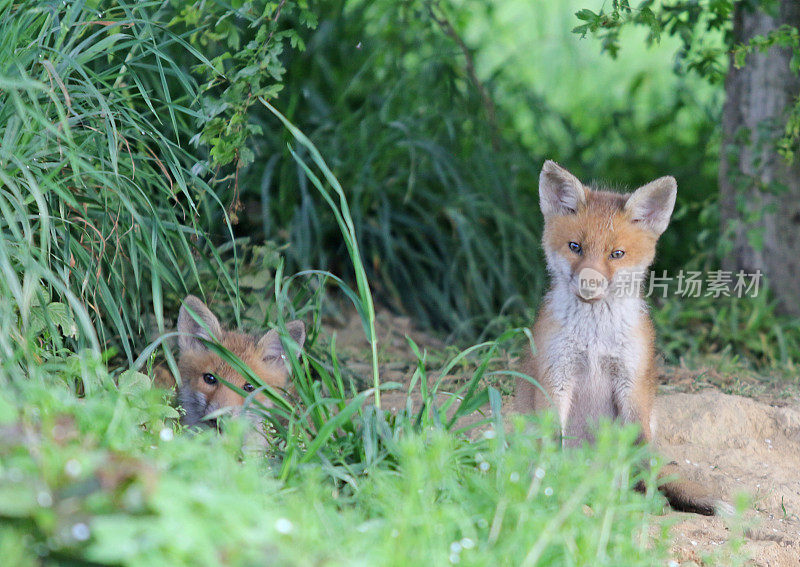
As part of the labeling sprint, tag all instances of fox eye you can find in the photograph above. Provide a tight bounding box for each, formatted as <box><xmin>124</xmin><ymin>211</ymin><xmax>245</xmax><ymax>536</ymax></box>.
<box><xmin>610</xmin><ymin>250</ymin><xmax>625</xmax><ymax>259</ymax></box>
<box><xmin>568</xmin><ymin>242</ymin><xmax>582</xmax><ymax>254</ymax></box>
<box><xmin>242</xmin><ymin>383</ymin><xmax>255</xmax><ymax>393</ymax></box>
<box><xmin>202</xmin><ymin>373</ymin><xmax>217</xmax><ymax>385</ymax></box>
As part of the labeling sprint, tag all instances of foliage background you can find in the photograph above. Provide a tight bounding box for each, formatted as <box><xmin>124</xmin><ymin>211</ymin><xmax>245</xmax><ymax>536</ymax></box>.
<box><xmin>0</xmin><ymin>0</ymin><xmax>788</xmax><ymax>563</ymax></box>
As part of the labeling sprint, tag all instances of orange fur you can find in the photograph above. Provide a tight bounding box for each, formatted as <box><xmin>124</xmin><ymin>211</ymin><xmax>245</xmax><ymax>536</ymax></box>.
<box><xmin>543</xmin><ymin>189</ymin><xmax>658</xmax><ymax>287</ymax></box>
<box><xmin>179</xmin><ymin>333</ymin><xmax>289</xmax><ymax>416</ymax></box>
<box><xmin>174</xmin><ymin>295</ymin><xmax>305</xmax><ymax>428</ymax></box>
<box><xmin>516</xmin><ymin>160</ymin><xmax>724</xmax><ymax>515</ymax></box>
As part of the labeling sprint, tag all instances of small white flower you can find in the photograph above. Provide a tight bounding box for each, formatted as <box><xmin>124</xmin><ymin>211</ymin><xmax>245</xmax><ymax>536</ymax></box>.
<box><xmin>71</xmin><ymin>523</ymin><xmax>90</xmax><ymax>541</ymax></box>
<box><xmin>275</xmin><ymin>518</ymin><xmax>293</xmax><ymax>534</ymax></box>
<box><xmin>509</xmin><ymin>472</ymin><xmax>520</xmax><ymax>483</ymax></box>
<box><xmin>460</xmin><ymin>538</ymin><xmax>475</xmax><ymax>549</ymax></box>
<box><xmin>450</xmin><ymin>542</ymin><xmax>462</xmax><ymax>554</ymax></box>
<box><xmin>544</xmin><ymin>487</ymin><xmax>553</xmax><ymax>496</ymax></box>
<box><xmin>65</xmin><ymin>459</ymin><xmax>81</xmax><ymax>478</ymax></box>
<box><xmin>159</xmin><ymin>428</ymin><xmax>174</xmax><ymax>442</ymax></box>
<box><xmin>37</xmin><ymin>492</ymin><xmax>53</xmax><ymax>507</ymax></box>
<box><xmin>479</xmin><ymin>462</ymin><xmax>490</xmax><ymax>472</ymax></box>
<box><xmin>535</xmin><ymin>467</ymin><xmax>545</xmax><ymax>479</ymax></box>
<box><xmin>483</xmin><ymin>429</ymin><xmax>496</xmax><ymax>440</ymax></box>
<box><xmin>449</xmin><ymin>553</ymin><xmax>460</xmax><ymax>564</ymax></box>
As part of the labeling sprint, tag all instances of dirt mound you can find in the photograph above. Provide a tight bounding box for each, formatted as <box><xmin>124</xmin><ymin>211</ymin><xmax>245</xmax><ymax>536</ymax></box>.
<box><xmin>655</xmin><ymin>391</ymin><xmax>800</xmax><ymax>565</ymax></box>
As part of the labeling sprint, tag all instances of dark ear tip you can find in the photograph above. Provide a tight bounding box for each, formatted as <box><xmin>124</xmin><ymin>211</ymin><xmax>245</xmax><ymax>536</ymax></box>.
<box><xmin>541</xmin><ymin>159</ymin><xmax>559</xmax><ymax>173</ymax></box>
<box><xmin>657</xmin><ymin>175</ymin><xmax>677</xmax><ymax>191</ymax></box>
<box><xmin>286</xmin><ymin>320</ymin><xmax>306</xmax><ymax>344</ymax></box>
<box><xmin>182</xmin><ymin>295</ymin><xmax>204</xmax><ymax>307</ymax></box>
<box><xmin>178</xmin><ymin>296</ymin><xmax>202</xmax><ymax>320</ymax></box>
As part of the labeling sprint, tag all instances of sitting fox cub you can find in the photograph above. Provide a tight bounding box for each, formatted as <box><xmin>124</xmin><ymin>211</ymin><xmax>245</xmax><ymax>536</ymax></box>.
<box><xmin>176</xmin><ymin>295</ymin><xmax>305</xmax><ymax>428</ymax></box>
<box><xmin>516</xmin><ymin>161</ymin><xmax>726</xmax><ymax>515</ymax></box>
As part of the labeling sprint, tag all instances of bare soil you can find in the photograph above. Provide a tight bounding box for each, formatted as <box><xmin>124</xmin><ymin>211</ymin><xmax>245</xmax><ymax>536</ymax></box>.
<box><xmin>323</xmin><ymin>308</ymin><xmax>800</xmax><ymax>566</ymax></box>
<box><xmin>656</xmin><ymin>391</ymin><xmax>800</xmax><ymax>566</ymax></box>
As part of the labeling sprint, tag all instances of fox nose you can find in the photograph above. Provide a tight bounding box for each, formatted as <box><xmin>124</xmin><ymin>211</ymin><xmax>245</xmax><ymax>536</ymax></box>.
<box><xmin>576</xmin><ymin>266</ymin><xmax>608</xmax><ymax>301</ymax></box>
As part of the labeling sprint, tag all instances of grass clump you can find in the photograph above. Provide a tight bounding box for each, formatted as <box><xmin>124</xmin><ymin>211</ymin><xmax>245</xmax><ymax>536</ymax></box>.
<box><xmin>655</xmin><ymin>291</ymin><xmax>800</xmax><ymax>371</ymax></box>
<box><xmin>0</xmin><ymin>0</ymin><xmax>245</xmax><ymax>362</ymax></box>
<box><xmin>0</xmin><ymin>372</ymin><xmax>672</xmax><ymax>566</ymax></box>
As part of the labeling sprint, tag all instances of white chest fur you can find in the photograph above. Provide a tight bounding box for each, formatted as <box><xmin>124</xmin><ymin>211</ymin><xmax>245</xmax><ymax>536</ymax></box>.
<box><xmin>539</xmin><ymin>284</ymin><xmax>648</xmax><ymax>443</ymax></box>
<box><xmin>546</xmin><ymin>284</ymin><xmax>646</xmax><ymax>359</ymax></box>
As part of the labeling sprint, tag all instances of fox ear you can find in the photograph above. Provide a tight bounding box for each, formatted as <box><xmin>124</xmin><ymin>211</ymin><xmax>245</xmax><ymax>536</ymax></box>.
<box><xmin>625</xmin><ymin>176</ymin><xmax>677</xmax><ymax>236</ymax></box>
<box><xmin>539</xmin><ymin>160</ymin><xmax>587</xmax><ymax>218</ymax></box>
<box><xmin>258</xmin><ymin>320</ymin><xmax>306</xmax><ymax>362</ymax></box>
<box><xmin>177</xmin><ymin>295</ymin><xmax>222</xmax><ymax>353</ymax></box>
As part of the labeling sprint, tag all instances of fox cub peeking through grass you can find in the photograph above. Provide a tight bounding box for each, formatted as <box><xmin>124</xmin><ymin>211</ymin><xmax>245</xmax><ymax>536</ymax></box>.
<box><xmin>176</xmin><ymin>295</ymin><xmax>305</xmax><ymax>428</ymax></box>
<box><xmin>516</xmin><ymin>160</ymin><xmax>728</xmax><ymax>516</ymax></box>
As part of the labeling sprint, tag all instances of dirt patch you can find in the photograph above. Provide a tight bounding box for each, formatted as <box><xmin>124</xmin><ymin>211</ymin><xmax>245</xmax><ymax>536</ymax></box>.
<box><xmin>655</xmin><ymin>391</ymin><xmax>800</xmax><ymax>565</ymax></box>
<box><xmin>323</xmin><ymin>309</ymin><xmax>800</xmax><ymax>565</ymax></box>
<box><xmin>320</xmin><ymin>307</ymin><xmax>501</xmax><ymax>429</ymax></box>
<box><xmin>320</xmin><ymin>306</ymin><xmax>445</xmax><ymax>385</ymax></box>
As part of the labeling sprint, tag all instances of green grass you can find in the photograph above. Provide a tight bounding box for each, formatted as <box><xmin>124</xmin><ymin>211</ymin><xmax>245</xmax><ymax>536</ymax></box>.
<box><xmin>660</xmin><ymin>294</ymin><xmax>788</xmax><ymax>363</ymax></box>
<box><xmin>0</xmin><ymin>1</ymin><xmax>769</xmax><ymax>564</ymax></box>
<box><xmin>0</xmin><ymin>372</ymin><xmax>675</xmax><ymax>566</ymax></box>
<box><xmin>234</xmin><ymin>0</ymin><xmax>548</xmax><ymax>339</ymax></box>
<box><xmin>0</xmin><ymin>0</ymin><xmax>240</xmax><ymax>363</ymax></box>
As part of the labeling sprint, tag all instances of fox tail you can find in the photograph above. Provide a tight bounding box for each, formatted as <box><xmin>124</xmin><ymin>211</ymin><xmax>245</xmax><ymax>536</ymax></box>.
<box><xmin>653</xmin><ymin>461</ymin><xmax>733</xmax><ymax>516</ymax></box>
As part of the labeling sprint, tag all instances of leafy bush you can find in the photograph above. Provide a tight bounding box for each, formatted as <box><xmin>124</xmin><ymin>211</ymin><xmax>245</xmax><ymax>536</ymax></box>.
<box><xmin>224</xmin><ymin>0</ymin><xmax>548</xmax><ymax>338</ymax></box>
<box><xmin>167</xmin><ymin>0</ymin><xmax>317</xmax><ymax>173</ymax></box>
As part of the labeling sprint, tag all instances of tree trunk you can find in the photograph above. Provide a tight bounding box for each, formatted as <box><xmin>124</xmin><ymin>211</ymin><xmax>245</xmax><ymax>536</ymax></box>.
<box><xmin>719</xmin><ymin>0</ymin><xmax>800</xmax><ymax>316</ymax></box>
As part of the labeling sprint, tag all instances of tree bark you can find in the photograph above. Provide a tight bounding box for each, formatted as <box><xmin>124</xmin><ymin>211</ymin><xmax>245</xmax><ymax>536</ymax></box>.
<box><xmin>719</xmin><ymin>0</ymin><xmax>800</xmax><ymax>315</ymax></box>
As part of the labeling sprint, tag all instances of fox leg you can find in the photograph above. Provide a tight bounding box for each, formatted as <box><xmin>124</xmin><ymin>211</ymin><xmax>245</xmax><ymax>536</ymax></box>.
<box><xmin>553</xmin><ymin>385</ymin><xmax>575</xmax><ymax>448</ymax></box>
<box><xmin>553</xmin><ymin>354</ymin><xmax>595</xmax><ymax>447</ymax></box>
<box><xmin>613</xmin><ymin>381</ymin><xmax>653</xmax><ymax>444</ymax></box>
<box><xmin>547</xmin><ymin>364</ymin><xmax>579</xmax><ymax>447</ymax></box>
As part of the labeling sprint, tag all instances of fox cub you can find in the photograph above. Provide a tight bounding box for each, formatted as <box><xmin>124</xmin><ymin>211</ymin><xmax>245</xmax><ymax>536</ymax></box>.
<box><xmin>516</xmin><ymin>160</ymin><xmax>725</xmax><ymax>515</ymax></box>
<box><xmin>175</xmin><ymin>295</ymin><xmax>305</xmax><ymax>428</ymax></box>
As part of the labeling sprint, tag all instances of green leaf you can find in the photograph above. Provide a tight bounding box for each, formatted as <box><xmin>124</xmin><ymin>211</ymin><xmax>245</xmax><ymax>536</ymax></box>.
<box><xmin>118</xmin><ymin>370</ymin><xmax>152</xmax><ymax>395</ymax></box>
